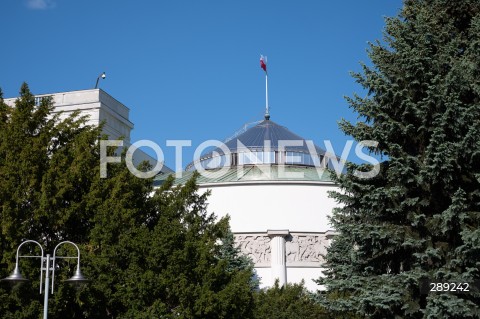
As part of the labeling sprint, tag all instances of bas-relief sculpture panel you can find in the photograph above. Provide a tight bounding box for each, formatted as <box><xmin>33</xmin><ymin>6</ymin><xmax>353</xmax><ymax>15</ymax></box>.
<box><xmin>234</xmin><ymin>233</ymin><xmax>330</xmax><ymax>268</ymax></box>
<box><xmin>234</xmin><ymin>235</ymin><xmax>271</xmax><ymax>267</ymax></box>
<box><xmin>285</xmin><ymin>234</ymin><xmax>329</xmax><ymax>266</ymax></box>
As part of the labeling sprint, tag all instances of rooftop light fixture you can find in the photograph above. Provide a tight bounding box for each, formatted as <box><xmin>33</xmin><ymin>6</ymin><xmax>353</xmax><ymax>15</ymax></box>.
<box><xmin>95</xmin><ymin>72</ymin><xmax>106</xmax><ymax>89</ymax></box>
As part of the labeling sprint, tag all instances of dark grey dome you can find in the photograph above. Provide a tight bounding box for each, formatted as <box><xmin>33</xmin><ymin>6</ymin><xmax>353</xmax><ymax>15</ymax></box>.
<box><xmin>186</xmin><ymin>118</ymin><xmax>327</xmax><ymax>171</ymax></box>
<box><xmin>222</xmin><ymin>119</ymin><xmax>325</xmax><ymax>154</ymax></box>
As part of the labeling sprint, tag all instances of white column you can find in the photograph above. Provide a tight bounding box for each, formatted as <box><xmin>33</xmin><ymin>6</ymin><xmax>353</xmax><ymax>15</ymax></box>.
<box><xmin>267</xmin><ymin>229</ymin><xmax>289</xmax><ymax>287</ymax></box>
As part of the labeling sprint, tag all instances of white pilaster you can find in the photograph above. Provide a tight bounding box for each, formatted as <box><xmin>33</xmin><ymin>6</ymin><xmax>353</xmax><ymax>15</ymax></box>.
<box><xmin>267</xmin><ymin>229</ymin><xmax>289</xmax><ymax>287</ymax></box>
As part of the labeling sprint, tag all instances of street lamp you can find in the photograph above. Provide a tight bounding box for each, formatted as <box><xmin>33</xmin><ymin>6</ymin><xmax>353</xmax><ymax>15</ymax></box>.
<box><xmin>1</xmin><ymin>240</ymin><xmax>89</xmax><ymax>319</ymax></box>
<box><xmin>95</xmin><ymin>71</ymin><xmax>106</xmax><ymax>89</ymax></box>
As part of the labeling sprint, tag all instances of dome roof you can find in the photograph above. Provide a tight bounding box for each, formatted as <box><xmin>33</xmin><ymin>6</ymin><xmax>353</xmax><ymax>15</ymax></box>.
<box><xmin>186</xmin><ymin>118</ymin><xmax>328</xmax><ymax>171</ymax></box>
<box><xmin>221</xmin><ymin>119</ymin><xmax>325</xmax><ymax>154</ymax></box>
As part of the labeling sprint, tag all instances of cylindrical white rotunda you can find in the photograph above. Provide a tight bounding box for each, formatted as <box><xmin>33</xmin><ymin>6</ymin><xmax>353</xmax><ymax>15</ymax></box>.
<box><xmin>155</xmin><ymin>116</ymin><xmax>338</xmax><ymax>290</ymax></box>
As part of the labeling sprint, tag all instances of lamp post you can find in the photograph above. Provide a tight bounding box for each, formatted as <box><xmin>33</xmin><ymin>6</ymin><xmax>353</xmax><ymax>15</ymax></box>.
<box><xmin>1</xmin><ymin>240</ymin><xmax>89</xmax><ymax>319</ymax></box>
<box><xmin>95</xmin><ymin>71</ymin><xmax>106</xmax><ymax>89</ymax></box>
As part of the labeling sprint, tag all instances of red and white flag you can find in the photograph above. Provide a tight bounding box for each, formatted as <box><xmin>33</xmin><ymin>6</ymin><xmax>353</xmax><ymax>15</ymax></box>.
<box><xmin>260</xmin><ymin>55</ymin><xmax>267</xmax><ymax>73</ymax></box>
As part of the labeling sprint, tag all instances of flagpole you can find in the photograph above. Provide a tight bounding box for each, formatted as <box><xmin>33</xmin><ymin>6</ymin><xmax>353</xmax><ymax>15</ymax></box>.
<box><xmin>265</xmin><ymin>71</ymin><xmax>270</xmax><ymax>120</ymax></box>
<box><xmin>260</xmin><ymin>54</ymin><xmax>270</xmax><ymax>120</ymax></box>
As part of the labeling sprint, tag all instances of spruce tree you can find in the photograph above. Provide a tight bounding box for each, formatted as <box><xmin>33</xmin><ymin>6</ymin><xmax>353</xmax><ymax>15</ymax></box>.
<box><xmin>217</xmin><ymin>223</ymin><xmax>259</xmax><ymax>289</ymax></box>
<box><xmin>318</xmin><ymin>1</ymin><xmax>480</xmax><ymax>318</ymax></box>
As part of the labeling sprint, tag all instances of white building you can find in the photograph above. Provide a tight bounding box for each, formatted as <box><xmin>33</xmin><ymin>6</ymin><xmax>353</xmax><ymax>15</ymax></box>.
<box><xmin>4</xmin><ymin>89</ymin><xmax>172</xmax><ymax>172</ymax></box>
<box><xmin>155</xmin><ymin>115</ymin><xmax>338</xmax><ymax>291</ymax></box>
<box><xmin>6</xmin><ymin>88</ymin><xmax>338</xmax><ymax>291</ymax></box>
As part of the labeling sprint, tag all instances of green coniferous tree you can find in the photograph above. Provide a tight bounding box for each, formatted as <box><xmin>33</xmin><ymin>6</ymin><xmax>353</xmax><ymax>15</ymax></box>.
<box><xmin>0</xmin><ymin>83</ymin><xmax>255</xmax><ymax>319</ymax></box>
<box><xmin>83</xmin><ymin>173</ymin><xmax>255</xmax><ymax>319</ymax></box>
<box><xmin>318</xmin><ymin>1</ymin><xmax>480</xmax><ymax>318</ymax></box>
<box><xmin>253</xmin><ymin>280</ymin><xmax>330</xmax><ymax>319</ymax></box>
<box><xmin>217</xmin><ymin>224</ymin><xmax>259</xmax><ymax>289</ymax></box>
<box><xmin>0</xmin><ymin>83</ymin><xmax>105</xmax><ymax>318</ymax></box>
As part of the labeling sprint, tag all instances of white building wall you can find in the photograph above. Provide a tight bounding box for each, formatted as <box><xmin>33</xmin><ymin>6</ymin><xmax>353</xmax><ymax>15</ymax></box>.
<box><xmin>198</xmin><ymin>181</ymin><xmax>338</xmax><ymax>290</ymax></box>
<box><xmin>199</xmin><ymin>182</ymin><xmax>336</xmax><ymax>233</ymax></box>
<box><xmin>286</xmin><ymin>267</ymin><xmax>325</xmax><ymax>291</ymax></box>
<box><xmin>4</xmin><ymin>89</ymin><xmax>133</xmax><ymax>141</ymax></box>
<box><xmin>5</xmin><ymin>89</ymin><xmax>172</xmax><ymax>172</ymax></box>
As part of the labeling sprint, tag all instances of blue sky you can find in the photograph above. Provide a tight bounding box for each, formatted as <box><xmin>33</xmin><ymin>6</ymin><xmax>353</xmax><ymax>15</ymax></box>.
<box><xmin>1</xmin><ymin>0</ymin><xmax>402</xmax><ymax>169</ymax></box>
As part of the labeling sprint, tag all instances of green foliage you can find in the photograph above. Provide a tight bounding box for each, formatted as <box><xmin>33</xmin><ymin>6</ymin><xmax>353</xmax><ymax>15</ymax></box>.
<box><xmin>0</xmin><ymin>83</ymin><xmax>254</xmax><ymax>318</ymax></box>
<box><xmin>0</xmin><ymin>82</ymin><xmax>103</xmax><ymax>318</ymax></box>
<box><xmin>217</xmin><ymin>224</ymin><xmax>259</xmax><ymax>289</ymax></box>
<box><xmin>253</xmin><ymin>280</ymin><xmax>330</xmax><ymax>319</ymax></box>
<box><xmin>318</xmin><ymin>1</ymin><xmax>480</xmax><ymax>318</ymax></box>
<box><xmin>85</xmin><ymin>173</ymin><xmax>255</xmax><ymax>318</ymax></box>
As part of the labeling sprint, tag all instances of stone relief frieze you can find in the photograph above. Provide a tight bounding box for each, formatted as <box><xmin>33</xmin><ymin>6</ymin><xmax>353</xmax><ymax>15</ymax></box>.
<box><xmin>234</xmin><ymin>232</ymin><xmax>332</xmax><ymax>267</ymax></box>
<box><xmin>234</xmin><ymin>235</ymin><xmax>271</xmax><ymax>266</ymax></box>
<box><xmin>286</xmin><ymin>234</ymin><xmax>328</xmax><ymax>264</ymax></box>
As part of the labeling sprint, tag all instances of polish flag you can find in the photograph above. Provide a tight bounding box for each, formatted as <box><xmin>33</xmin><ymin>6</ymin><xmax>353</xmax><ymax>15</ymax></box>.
<box><xmin>260</xmin><ymin>55</ymin><xmax>267</xmax><ymax>73</ymax></box>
